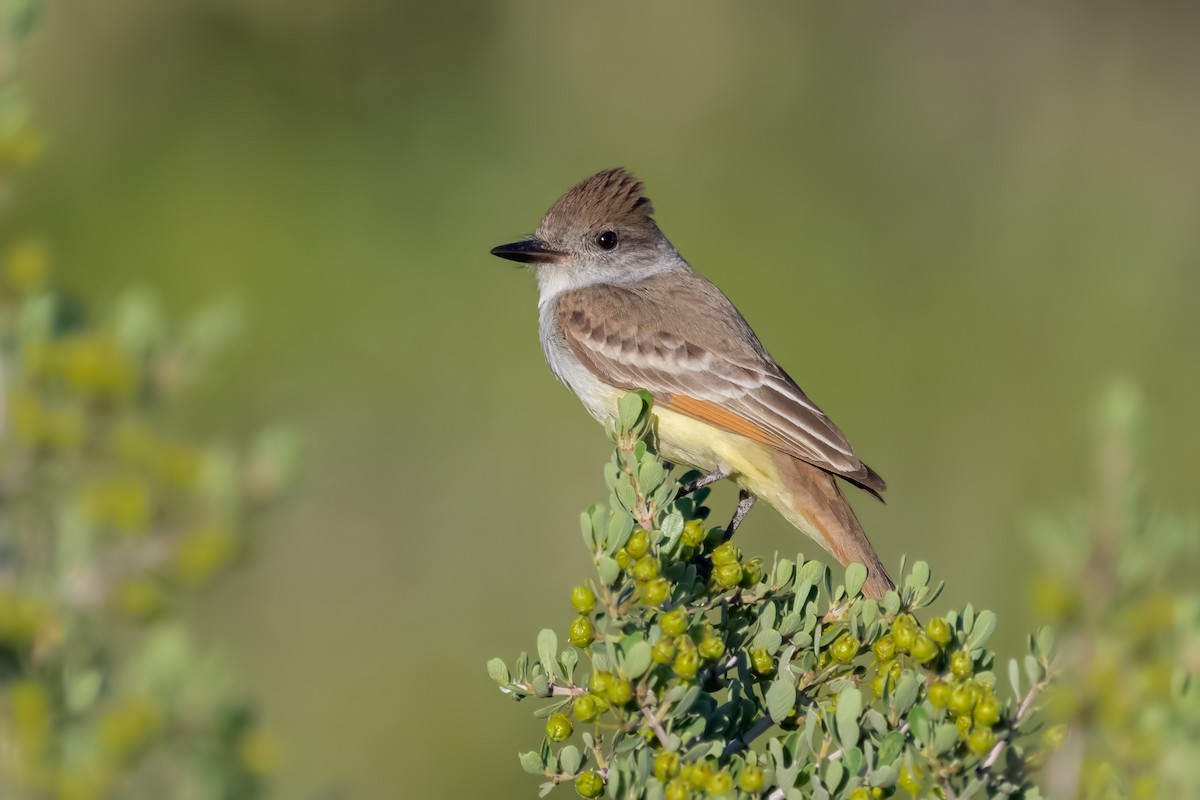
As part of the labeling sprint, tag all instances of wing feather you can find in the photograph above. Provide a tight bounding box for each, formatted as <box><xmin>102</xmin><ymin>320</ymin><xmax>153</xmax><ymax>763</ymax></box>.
<box><xmin>554</xmin><ymin>274</ymin><xmax>886</xmax><ymax>496</ymax></box>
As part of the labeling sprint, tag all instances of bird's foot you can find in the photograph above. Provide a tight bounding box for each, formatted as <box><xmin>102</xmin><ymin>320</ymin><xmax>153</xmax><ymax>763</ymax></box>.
<box><xmin>676</xmin><ymin>467</ymin><xmax>731</xmax><ymax>496</ymax></box>
<box><xmin>721</xmin><ymin>490</ymin><xmax>757</xmax><ymax>542</ymax></box>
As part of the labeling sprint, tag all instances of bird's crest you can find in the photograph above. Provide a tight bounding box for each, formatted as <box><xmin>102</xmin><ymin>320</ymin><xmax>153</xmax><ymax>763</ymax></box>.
<box><xmin>540</xmin><ymin>168</ymin><xmax>655</xmax><ymax>233</ymax></box>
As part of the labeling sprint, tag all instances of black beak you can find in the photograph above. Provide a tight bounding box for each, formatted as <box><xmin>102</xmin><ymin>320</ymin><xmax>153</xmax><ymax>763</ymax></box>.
<box><xmin>489</xmin><ymin>239</ymin><xmax>566</xmax><ymax>265</ymax></box>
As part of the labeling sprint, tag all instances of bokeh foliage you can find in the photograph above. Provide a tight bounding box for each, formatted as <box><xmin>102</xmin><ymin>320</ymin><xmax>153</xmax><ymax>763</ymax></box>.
<box><xmin>0</xmin><ymin>6</ymin><xmax>297</xmax><ymax>792</ymax></box>
<box><xmin>1030</xmin><ymin>385</ymin><xmax>1200</xmax><ymax>799</ymax></box>
<box><xmin>0</xmin><ymin>257</ymin><xmax>297</xmax><ymax>797</ymax></box>
<box><xmin>491</xmin><ymin>395</ymin><xmax>1058</xmax><ymax>800</ymax></box>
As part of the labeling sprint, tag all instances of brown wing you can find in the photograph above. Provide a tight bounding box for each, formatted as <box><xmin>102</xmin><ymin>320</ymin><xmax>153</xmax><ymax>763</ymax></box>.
<box><xmin>554</xmin><ymin>273</ymin><xmax>886</xmax><ymax>497</ymax></box>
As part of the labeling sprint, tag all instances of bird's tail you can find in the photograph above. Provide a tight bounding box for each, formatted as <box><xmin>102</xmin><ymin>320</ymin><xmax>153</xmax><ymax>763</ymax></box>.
<box><xmin>758</xmin><ymin>454</ymin><xmax>894</xmax><ymax>599</ymax></box>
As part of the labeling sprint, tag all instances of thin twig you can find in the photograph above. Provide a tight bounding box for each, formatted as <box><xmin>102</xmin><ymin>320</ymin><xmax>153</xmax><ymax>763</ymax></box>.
<box><xmin>638</xmin><ymin>691</ymin><xmax>673</xmax><ymax>750</ymax></box>
<box><xmin>981</xmin><ymin>678</ymin><xmax>1047</xmax><ymax>771</ymax></box>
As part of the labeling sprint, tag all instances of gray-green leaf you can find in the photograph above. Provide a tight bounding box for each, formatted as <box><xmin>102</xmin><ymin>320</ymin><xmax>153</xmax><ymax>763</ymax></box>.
<box><xmin>845</xmin><ymin>563</ymin><xmax>867</xmax><ymax>597</ymax></box>
<box><xmin>538</xmin><ymin>629</ymin><xmax>560</xmax><ymax>680</ymax></box>
<box><xmin>623</xmin><ymin>641</ymin><xmax>652</xmax><ymax>679</ymax></box>
<box><xmin>766</xmin><ymin>678</ymin><xmax>796</xmax><ymax>723</ymax></box>
<box><xmin>486</xmin><ymin>658</ymin><xmax>509</xmax><ymax>685</ymax></box>
<box><xmin>559</xmin><ymin>745</ymin><xmax>582</xmax><ymax>775</ymax></box>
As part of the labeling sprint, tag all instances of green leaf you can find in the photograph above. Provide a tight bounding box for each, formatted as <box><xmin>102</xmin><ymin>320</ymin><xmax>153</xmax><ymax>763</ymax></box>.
<box><xmin>891</xmin><ymin>671</ymin><xmax>920</xmax><ymax>717</ymax></box>
<box><xmin>967</xmin><ymin>609</ymin><xmax>996</xmax><ymax>650</ymax></box>
<box><xmin>867</xmin><ymin>765</ymin><xmax>898</xmax><ymax>788</ymax></box>
<box><xmin>878</xmin><ymin>730</ymin><xmax>905</xmax><ymax>763</ymax></box>
<box><xmin>598</xmin><ymin>556</ymin><xmax>620</xmax><ymax>586</ymax></box>
<box><xmin>638</xmin><ymin>460</ymin><xmax>665</xmax><ymax>492</ymax></box>
<box><xmin>835</xmin><ymin>687</ymin><xmax>863</xmax><ymax>747</ymax></box>
<box><xmin>798</xmin><ymin>559</ymin><xmax>825</xmax><ymax>586</ymax></box>
<box><xmin>581</xmin><ymin>511</ymin><xmax>596</xmax><ymax>551</ymax></box>
<box><xmin>908</xmin><ymin>560</ymin><xmax>930</xmax><ymax>589</ymax></box>
<box><xmin>774</xmin><ymin>558</ymin><xmax>795</xmax><ymax>587</ymax></box>
<box><xmin>1025</xmin><ymin>654</ymin><xmax>1044</xmax><ymax>685</ymax></box>
<box><xmin>561</xmin><ymin>648</ymin><xmax>578</xmax><ymax>679</ymax></box>
<box><xmin>538</xmin><ymin>629</ymin><xmax>560</xmax><ymax>680</ymax></box>
<box><xmin>519</xmin><ymin>751</ymin><xmax>544</xmax><ymax>775</ymax></box>
<box><xmin>486</xmin><ymin>658</ymin><xmax>509</xmax><ymax>685</ymax></box>
<box><xmin>752</xmin><ymin>629</ymin><xmax>783</xmax><ymax>654</ymax></box>
<box><xmin>607</xmin><ymin>512</ymin><xmax>634</xmax><ymax>554</ymax></box>
<box><xmin>766</xmin><ymin>678</ymin><xmax>796</xmax><ymax>723</ymax></box>
<box><xmin>1008</xmin><ymin>658</ymin><xmax>1021</xmax><ymax>697</ymax></box>
<box><xmin>559</xmin><ymin>745</ymin><xmax>582</xmax><ymax>775</ymax></box>
<box><xmin>932</xmin><ymin>723</ymin><xmax>959</xmax><ymax>755</ymax></box>
<box><xmin>618</xmin><ymin>392</ymin><xmax>645</xmax><ymax>430</ymax></box>
<box><xmin>613</xmin><ymin>481</ymin><xmax>637</xmax><ymax>512</ymax></box>
<box><xmin>845</xmin><ymin>563</ymin><xmax>867</xmax><ymax>597</ymax></box>
<box><xmin>623</xmin><ymin>641</ymin><xmax>652</xmax><ymax>679</ymax></box>
<box><xmin>842</xmin><ymin>747</ymin><xmax>864</xmax><ymax>780</ymax></box>
<box><xmin>515</xmin><ymin>652</ymin><xmax>530</xmax><ymax>683</ymax></box>
<box><xmin>907</xmin><ymin>705</ymin><xmax>931</xmax><ymax>746</ymax></box>
<box><xmin>778</xmin><ymin>612</ymin><xmax>804</xmax><ymax>638</ymax></box>
<box><xmin>1036</xmin><ymin>626</ymin><xmax>1056</xmax><ymax>657</ymax></box>
<box><xmin>823</xmin><ymin>759</ymin><xmax>845</xmax><ymax>792</ymax></box>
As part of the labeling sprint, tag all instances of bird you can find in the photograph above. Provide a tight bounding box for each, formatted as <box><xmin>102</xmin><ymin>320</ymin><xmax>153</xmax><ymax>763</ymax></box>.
<box><xmin>490</xmin><ymin>168</ymin><xmax>892</xmax><ymax>598</ymax></box>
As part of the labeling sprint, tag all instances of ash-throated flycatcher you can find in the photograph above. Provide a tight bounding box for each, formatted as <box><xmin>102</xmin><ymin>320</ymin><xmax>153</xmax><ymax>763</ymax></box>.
<box><xmin>491</xmin><ymin>168</ymin><xmax>892</xmax><ymax>598</ymax></box>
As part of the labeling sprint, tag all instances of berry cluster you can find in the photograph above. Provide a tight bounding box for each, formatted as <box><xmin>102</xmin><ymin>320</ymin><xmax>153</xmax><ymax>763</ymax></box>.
<box><xmin>489</xmin><ymin>393</ymin><xmax>1057</xmax><ymax>800</ymax></box>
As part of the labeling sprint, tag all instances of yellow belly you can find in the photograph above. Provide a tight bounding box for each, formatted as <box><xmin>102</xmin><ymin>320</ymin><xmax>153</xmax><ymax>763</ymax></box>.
<box><xmin>578</xmin><ymin>387</ymin><xmax>788</xmax><ymax>512</ymax></box>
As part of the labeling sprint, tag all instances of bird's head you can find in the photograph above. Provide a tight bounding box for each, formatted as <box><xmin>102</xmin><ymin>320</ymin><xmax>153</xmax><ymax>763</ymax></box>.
<box><xmin>490</xmin><ymin>168</ymin><xmax>681</xmax><ymax>297</ymax></box>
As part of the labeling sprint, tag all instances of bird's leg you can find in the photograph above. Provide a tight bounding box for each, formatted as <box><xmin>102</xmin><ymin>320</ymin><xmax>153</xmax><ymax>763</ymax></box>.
<box><xmin>676</xmin><ymin>467</ymin><xmax>731</xmax><ymax>496</ymax></box>
<box><xmin>722</xmin><ymin>491</ymin><xmax>757</xmax><ymax>542</ymax></box>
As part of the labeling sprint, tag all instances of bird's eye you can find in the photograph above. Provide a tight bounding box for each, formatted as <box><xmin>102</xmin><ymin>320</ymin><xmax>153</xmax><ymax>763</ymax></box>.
<box><xmin>596</xmin><ymin>230</ymin><xmax>619</xmax><ymax>250</ymax></box>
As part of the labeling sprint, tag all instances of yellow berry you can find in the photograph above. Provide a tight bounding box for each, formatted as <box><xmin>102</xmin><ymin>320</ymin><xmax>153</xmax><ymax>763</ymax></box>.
<box><xmin>681</xmin><ymin>519</ymin><xmax>707</xmax><ymax>547</ymax></box>
<box><xmin>948</xmin><ymin>683</ymin><xmax>977</xmax><ymax>716</ymax></box>
<box><xmin>627</xmin><ymin>529</ymin><xmax>650</xmax><ymax>558</ymax></box>
<box><xmin>927</xmin><ymin>616</ymin><xmax>953</xmax><ymax>646</ymax></box>
<box><xmin>950</xmin><ymin>650</ymin><xmax>973</xmax><ymax>680</ymax></box>
<box><xmin>673</xmin><ymin>649</ymin><xmax>700</xmax><ymax>681</ymax></box>
<box><xmin>928</xmin><ymin>682</ymin><xmax>951</xmax><ymax>708</ymax></box>
<box><xmin>967</xmin><ymin>726</ymin><xmax>996</xmax><ymax>755</ymax></box>
<box><xmin>545</xmin><ymin>713</ymin><xmax>573</xmax><ymax>742</ymax></box>
<box><xmin>641</xmin><ymin>577</ymin><xmax>671</xmax><ymax>606</ymax></box>
<box><xmin>575</xmin><ymin>771</ymin><xmax>605</xmax><ymax>798</ymax></box>
<box><xmin>751</xmin><ymin>648</ymin><xmax>774</xmax><ymax>675</ymax></box>
<box><xmin>698</xmin><ymin>636</ymin><xmax>725</xmax><ymax>662</ymax></box>
<box><xmin>569</xmin><ymin>617</ymin><xmax>596</xmax><ymax>649</ymax></box>
<box><xmin>606</xmin><ymin>677</ymin><xmax>633</xmax><ymax>706</ymax></box>
<box><xmin>654</xmin><ymin>751</ymin><xmax>681</xmax><ymax>781</ymax></box>
<box><xmin>973</xmin><ymin>696</ymin><xmax>1001</xmax><ymax>727</ymax></box>
<box><xmin>616</xmin><ymin>548</ymin><xmax>634</xmax><ymax>571</ymax></box>
<box><xmin>711</xmin><ymin>542</ymin><xmax>740</xmax><ymax>565</ymax></box>
<box><xmin>891</xmin><ymin>615</ymin><xmax>917</xmax><ymax>652</ymax></box>
<box><xmin>652</xmin><ymin>637</ymin><xmax>677</xmax><ymax>665</ymax></box>
<box><xmin>706</xmin><ymin>770</ymin><xmax>734</xmax><ymax>796</ymax></box>
<box><xmin>713</xmin><ymin>562</ymin><xmax>743</xmax><ymax>588</ymax></box>
<box><xmin>664</xmin><ymin>779</ymin><xmax>689</xmax><ymax>800</ymax></box>
<box><xmin>831</xmin><ymin>633</ymin><xmax>860</xmax><ymax>664</ymax></box>
<box><xmin>573</xmin><ymin>695</ymin><xmax>600</xmax><ymax>722</ymax></box>
<box><xmin>684</xmin><ymin>761</ymin><xmax>713</xmax><ymax>790</ymax></box>
<box><xmin>872</xmin><ymin>635</ymin><xmax>896</xmax><ymax>662</ymax></box>
<box><xmin>738</xmin><ymin>765</ymin><xmax>765</xmax><ymax>793</ymax></box>
<box><xmin>910</xmin><ymin>634</ymin><xmax>939</xmax><ymax>664</ymax></box>
<box><xmin>661</xmin><ymin>607</ymin><xmax>689</xmax><ymax>637</ymax></box>
<box><xmin>571</xmin><ymin>585</ymin><xmax>596</xmax><ymax>615</ymax></box>
<box><xmin>634</xmin><ymin>555</ymin><xmax>660</xmax><ymax>581</ymax></box>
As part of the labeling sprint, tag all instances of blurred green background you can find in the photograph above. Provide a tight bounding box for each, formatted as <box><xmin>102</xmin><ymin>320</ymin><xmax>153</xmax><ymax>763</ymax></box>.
<box><xmin>10</xmin><ymin>1</ymin><xmax>1199</xmax><ymax>797</ymax></box>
